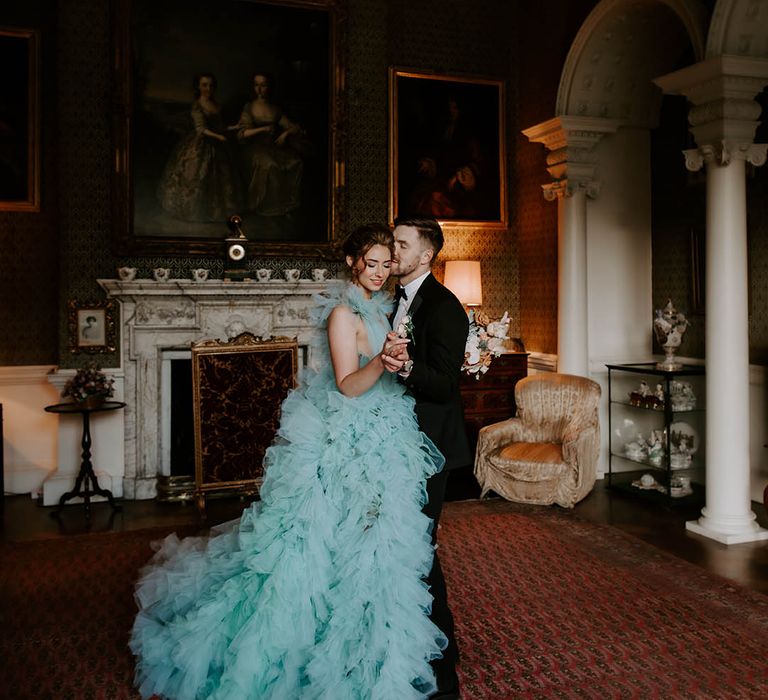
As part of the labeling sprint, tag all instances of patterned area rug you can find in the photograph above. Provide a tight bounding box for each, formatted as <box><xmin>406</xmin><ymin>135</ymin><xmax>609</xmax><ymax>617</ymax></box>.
<box><xmin>1</xmin><ymin>502</ymin><xmax>767</xmax><ymax>699</ymax></box>
<box><xmin>439</xmin><ymin>501</ymin><xmax>768</xmax><ymax>699</ymax></box>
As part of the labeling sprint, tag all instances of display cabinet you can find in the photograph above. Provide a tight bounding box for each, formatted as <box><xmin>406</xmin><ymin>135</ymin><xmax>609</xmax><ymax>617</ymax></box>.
<box><xmin>607</xmin><ymin>362</ymin><xmax>705</xmax><ymax>505</ymax></box>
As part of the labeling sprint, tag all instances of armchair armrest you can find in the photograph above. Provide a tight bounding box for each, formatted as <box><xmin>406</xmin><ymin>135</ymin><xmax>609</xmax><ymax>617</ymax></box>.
<box><xmin>476</xmin><ymin>417</ymin><xmax>529</xmax><ymax>456</ymax></box>
<box><xmin>562</xmin><ymin>424</ymin><xmax>600</xmax><ymax>486</ymax></box>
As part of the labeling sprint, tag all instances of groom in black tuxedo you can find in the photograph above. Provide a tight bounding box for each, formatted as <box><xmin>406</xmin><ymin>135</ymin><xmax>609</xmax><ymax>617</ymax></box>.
<box><xmin>391</xmin><ymin>216</ymin><xmax>470</xmax><ymax>700</ymax></box>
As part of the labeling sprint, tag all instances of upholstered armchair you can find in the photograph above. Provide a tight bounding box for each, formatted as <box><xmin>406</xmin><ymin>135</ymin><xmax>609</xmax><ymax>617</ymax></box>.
<box><xmin>474</xmin><ymin>373</ymin><xmax>601</xmax><ymax>508</ymax></box>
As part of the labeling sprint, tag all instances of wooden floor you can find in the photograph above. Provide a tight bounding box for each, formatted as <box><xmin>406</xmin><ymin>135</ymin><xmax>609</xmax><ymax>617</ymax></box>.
<box><xmin>2</xmin><ymin>479</ymin><xmax>767</xmax><ymax>595</ymax></box>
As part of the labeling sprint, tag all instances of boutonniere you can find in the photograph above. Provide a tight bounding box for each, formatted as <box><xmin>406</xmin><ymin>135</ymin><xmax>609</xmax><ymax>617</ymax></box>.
<box><xmin>396</xmin><ymin>314</ymin><xmax>415</xmax><ymax>345</ymax></box>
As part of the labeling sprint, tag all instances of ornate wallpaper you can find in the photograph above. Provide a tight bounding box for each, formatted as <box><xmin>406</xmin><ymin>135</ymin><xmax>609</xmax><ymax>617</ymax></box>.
<box><xmin>0</xmin><ymin>0</ymin><xmax>524</xmax><ymax>368</ymax></box>
<box><xmin>4</xmin><ymin>0</ymin><xmax>767</xmax><ymax>369</ymax></box>
<box><xmin>386</xmin><ymin>0</ymin><xmax>520</xmax><ymax>327</ymax></box>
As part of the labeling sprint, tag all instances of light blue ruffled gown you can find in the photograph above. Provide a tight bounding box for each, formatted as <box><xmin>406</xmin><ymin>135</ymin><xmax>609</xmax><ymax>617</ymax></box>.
<box><xmin>129</xmin><ymin>283</ymin><xmax>447</xmax><ymax>699</ymax></box>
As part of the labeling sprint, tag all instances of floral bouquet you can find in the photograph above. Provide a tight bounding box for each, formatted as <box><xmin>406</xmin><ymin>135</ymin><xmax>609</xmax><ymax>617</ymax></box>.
<box><xmin>62</xmin><ymin>363</ymin><xmax>115</xmax><ymax>404</ymax></box>
<box><xmin>463</xmin><ymin>310</ymin><xmax>510</xmax><ymax>379</ymax></box>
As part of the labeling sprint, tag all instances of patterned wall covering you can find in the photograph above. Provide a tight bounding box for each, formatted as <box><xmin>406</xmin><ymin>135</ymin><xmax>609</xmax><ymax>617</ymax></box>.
<box><xmin>651</xmin><ymin>94</ymin><xmax>706</xmax><ymax>360</ymax></box>
<box><xmin>0</xmin><ymin>2</ymin><xmax>58</xmax><ymax>366</ymax></box>
<box><xmin>747</xmin><ymin>117</ymin><xmax>768</xmax><ymax>364</ymax></box>
<box><xmin>0</xmin><ymin>0</ymin><xmax>526</xmax><ymax>368</ymax></box>
<box><xmin>12</xmin><ymin>1</ymin><xmax>761</xmax><ymax>370</ymax></box>
<box><xmin>385</xmin><ymin>0</ymin><xmax>520</xmax><ymax>326</ymax></box>
<box><xmin>514</xmin><ymin>1</ymin><xmax>598</xmax><ymax>355</ymax></box>
<box><xmin>652</xmin><ymin>90</ymin><xmax>768</xmax><ymax>365</ymax></box>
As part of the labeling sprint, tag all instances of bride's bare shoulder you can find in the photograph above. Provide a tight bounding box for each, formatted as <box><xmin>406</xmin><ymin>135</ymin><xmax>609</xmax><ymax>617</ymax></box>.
<box><xmin>328</xmin><ymin>304</ymin><xmax>356</xmax><ymax>324</ymax></box>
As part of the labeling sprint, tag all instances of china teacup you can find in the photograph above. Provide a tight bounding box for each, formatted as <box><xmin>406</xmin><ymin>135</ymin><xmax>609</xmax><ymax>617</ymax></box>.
<box><xmin>191</xmin><ymin>268</ymin><xmax>209</xmax><ymax>282</ymax></box>
<box><xmin>312</xmin><ymin>268</ymin><xmax>330</xmax><ymax>282</ymax></box>
<box><xmin>153</xmin><ymin>267</ymin><xmax>171</xmax><ymax>282</ymax></box>
<box><xmin>256</xmin><ymin>268</ymin><xmax>272</xmax><ymax>282</ymax></box>
<box><xmin>117</xmin><ymin>266</ymin><xmax>137</xmax><ymax>282</ymax></box>
<box><xmin>284</xmin><ymin>268</ymin><xmax>301</xmax><ymax>283</ymax></box>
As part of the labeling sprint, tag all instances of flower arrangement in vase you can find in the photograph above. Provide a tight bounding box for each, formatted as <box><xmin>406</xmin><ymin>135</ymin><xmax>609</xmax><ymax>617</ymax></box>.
<box><xmin>62</xmin><ymin>363</ymin><xmax>115</xmax><ymax>408</ymax></box>
<box><xmin>462</xmin><ymin>310</ymin><xmax>510</xmax><ymax>379</ymax></box>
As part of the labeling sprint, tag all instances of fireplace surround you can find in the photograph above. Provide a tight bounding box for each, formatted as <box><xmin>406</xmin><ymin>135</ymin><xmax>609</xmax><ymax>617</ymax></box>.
<box><xmin>100</xmin><ymin>279</ymin><xmax>329</xmax><ymax>499</ymax></box>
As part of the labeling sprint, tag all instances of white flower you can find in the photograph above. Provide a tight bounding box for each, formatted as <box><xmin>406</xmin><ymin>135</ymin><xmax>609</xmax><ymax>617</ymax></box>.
<box><xmin>487</xmin><ymin>336</ymin><xmax>505</xmax><ymax>353</ymax></box>
<box><xmin>461</xmin><ymin>310</ymin><xmax>510</xmax><ymax>377</ymax></box>
<box><xmin>465</xmin><ymin>336</ymin><xmax>481</xmax><ymax>365</ymax></box>
<box><xmin>396</xmin><ymin>314</ymin><xmax>415</xmax><ymax>343</ymax></box>
<box><xmin>486</xmin><ymin>321</ymin><xmax>509</xmax><ymax>339</ymax></box>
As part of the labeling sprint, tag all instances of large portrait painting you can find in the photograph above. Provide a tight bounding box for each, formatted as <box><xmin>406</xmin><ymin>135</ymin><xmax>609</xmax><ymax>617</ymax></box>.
<box><xmin>389</xmin><ymin>69</ymin><xmax>507</xmax><ymax>228</ymax></box>
<box><xmin>0</xmin><ymin>27</ymin><xmax>40</xmax><ymax>212</ymax></box>
<box><xmin>113</xmin><ymin>0</ymin><xmax>345</xmax><ymax>256</ymax></box>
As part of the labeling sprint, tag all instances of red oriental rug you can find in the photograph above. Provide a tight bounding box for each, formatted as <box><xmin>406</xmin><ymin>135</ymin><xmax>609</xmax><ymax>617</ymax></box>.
<box><xmin>1</xmin><ymin>502</ymin><xmax>767</xmax><ymax>699</ymax></box>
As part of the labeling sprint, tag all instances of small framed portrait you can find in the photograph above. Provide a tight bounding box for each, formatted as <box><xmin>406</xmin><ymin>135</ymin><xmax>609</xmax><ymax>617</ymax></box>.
<box><xmin>68</xmin><ymin>300</ymin><xmax>118</xmax><ymax>354</ymax></box>
<box><xmin>389</xmin><ymin>68</ymin><xmax>507</xmax><ymax>228</ymax></box>
<box><xmin>0</xmin><ymin>27</ymin><xmax>40</xmax><ymax>212</ymax></box>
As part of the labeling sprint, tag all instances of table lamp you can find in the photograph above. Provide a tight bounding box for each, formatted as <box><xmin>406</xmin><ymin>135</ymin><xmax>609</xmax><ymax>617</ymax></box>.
<box><xmin>443</xmin><ymin>260</ymin><xmax>482</xmax><ymax>309</ymax></box>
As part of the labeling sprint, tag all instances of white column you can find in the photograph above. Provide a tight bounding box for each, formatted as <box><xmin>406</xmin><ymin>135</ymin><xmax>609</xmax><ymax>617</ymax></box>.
<box><xmin>556</xmin><ymin>187</ymin><xmax>588</xmax><ymax>375</ymax></box>
<box><xmin>685</xmin><ymin>144</ymin><xmax>768</xmax><ymax>544</ymax></box>
<box><xmin>656</xmin><ymin>56</ymin><xmax>768</xmax><ymax>543</ymax></box>
<box><xmin>522</xmin><ymin>117</ymin><xmax>620</xmax><ymax>377</ymax></box>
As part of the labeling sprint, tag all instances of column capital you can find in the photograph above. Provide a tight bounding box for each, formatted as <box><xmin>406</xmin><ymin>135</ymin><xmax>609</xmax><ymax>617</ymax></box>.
<box><xmin>655</xmin><ymin>55</ymin><xmax>768</xmax><ymax>160</ymax></box>
<box><xmin>542</xmin><ymin>178</ymin><xmax>600</xmax><ymax>201</ymax></box>
<box><xmin>523</xmin><ymin>115</ymin><xmax>621</xmax><ymax>200</ymax></box>
<box><xmin>684</xmin><ymin>142</ymin><xmax>768</xmax><ymax>171</ymax></box>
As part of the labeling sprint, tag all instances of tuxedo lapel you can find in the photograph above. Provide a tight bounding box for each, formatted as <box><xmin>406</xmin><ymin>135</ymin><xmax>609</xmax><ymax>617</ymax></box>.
<box><xmin>408</xmin><ymin>294</ymin><xmax>424</xmax><ymax>320</ymax></box>
<box><xmin>408</xmin><ymin>273</ymin><xmax>435</xmax><ymax>325</ymax></box>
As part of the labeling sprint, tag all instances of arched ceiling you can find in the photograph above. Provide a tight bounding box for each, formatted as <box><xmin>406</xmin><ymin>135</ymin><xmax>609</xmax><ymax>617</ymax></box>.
<box><xmin>557</xmin><ymin>0</ymin><xmax>706</xmax><ymax>128</ymax></box>
<box><xmin>707</xmin><ymin>0</ymin><xmax>768</xmax><ymax>58</ymax></box>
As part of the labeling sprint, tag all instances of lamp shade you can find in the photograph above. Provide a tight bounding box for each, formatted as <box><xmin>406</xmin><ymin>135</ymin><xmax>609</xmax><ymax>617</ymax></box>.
<box><xmin>443</xmin><ymin>260</ymin><xmax>482</xmax><ymax>306</ymax></box>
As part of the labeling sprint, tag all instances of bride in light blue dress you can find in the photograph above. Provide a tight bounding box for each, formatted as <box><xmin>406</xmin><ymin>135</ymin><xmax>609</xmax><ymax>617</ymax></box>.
<box><xmin>129</xmin><ymin>223</ymin><xmax>447</xmax><ymax>699</ymax></box>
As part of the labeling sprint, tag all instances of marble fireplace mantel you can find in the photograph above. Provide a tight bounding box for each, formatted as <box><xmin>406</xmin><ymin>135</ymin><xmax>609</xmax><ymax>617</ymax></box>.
<box><xmin>100</xmin><ymin>278</ymin><xmax>331</xmax><ymax>499</ymax></box>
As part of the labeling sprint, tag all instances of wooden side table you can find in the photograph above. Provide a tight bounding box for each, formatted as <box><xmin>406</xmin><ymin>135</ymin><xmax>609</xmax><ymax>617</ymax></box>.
<box><xmin>448</xmin><ymin>352</ymin><xmax>528</xmax><ymax>500</ymax></box>
<box><xmin>460</xmin><ymin>352</ymin><xmax>529</xmax><ymax>450</ymax></box>
<box><xmin>44</xmin><ymin>400</ymin><xmax>126</xmax><ymax>521</ymax></box>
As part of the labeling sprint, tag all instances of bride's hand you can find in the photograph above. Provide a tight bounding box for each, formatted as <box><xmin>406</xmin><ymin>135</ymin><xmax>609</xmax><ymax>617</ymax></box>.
<box><xmin>381</xmin><ymin>336</ymin><xmax>409</xmax><ymax>358</ymax></box>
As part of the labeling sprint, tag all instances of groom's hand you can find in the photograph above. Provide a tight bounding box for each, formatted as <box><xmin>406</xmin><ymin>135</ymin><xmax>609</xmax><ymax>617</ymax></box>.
<box><xmin>381</xmin><ymin>355</ymin><xmax>404</xmax><ymax>373</ymax></box>
<box><xmin>380</xmin><ymin>335</ymin><xmax>410</xmax><ymax>373</ymax></box>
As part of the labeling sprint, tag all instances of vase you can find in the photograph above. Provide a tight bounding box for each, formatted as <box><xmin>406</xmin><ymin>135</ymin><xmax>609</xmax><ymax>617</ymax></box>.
<box><xmin>653</xmin><ymin>299</ymin><xmax>689</xmax><ymax>371</ymax></box>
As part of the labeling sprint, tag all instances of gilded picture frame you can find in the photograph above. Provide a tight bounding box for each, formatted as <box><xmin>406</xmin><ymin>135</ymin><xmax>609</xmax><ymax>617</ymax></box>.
<box><xmin>191</xmin><ymin>333</ymin><xmax>298</xmax><ymax>513</ymax></box>
<box><xmin>113</xmin><ymin>0</ymin><xmax>346</xmax><ymax>257</ymax></box>
<box><xmin>0</xmin><ymin>27</ymin><xmax>40</xmax><ymax>212</ymax></box>
<box><xmin>389</xmin><ymin>68</ymin><xmax>507</xmax><ymax>228</ymax></box>
<box><xmin>68</xmin><ymin>300</ymin><xmax>118</xmax><ymax>354</ymax></box>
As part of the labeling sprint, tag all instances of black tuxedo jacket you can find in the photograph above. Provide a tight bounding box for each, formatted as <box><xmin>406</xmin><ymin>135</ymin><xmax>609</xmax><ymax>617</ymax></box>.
<box><xmin>400</xmin><ymin>273</ymin><xmax>471</xmax><ymax>471</ymax></box>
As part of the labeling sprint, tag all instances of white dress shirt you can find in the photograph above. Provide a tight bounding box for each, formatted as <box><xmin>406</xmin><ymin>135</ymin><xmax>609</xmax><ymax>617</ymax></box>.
<box><xmin>392</xmin><ymin>270</ymin><xmax>431</xmax><ymax>332</ymax></box>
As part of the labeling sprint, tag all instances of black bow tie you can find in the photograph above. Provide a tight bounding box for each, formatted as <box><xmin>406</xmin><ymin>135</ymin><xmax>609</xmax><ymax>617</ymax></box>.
<box><xmin>394</xmin><ymin>285</ymin><xmax>408</xmax><ymax>303</ymax></box>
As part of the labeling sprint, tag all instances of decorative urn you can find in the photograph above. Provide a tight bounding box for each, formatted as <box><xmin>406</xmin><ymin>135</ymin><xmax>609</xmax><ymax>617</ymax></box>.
<box><xmin>653</xmin><ymin>299</ymin><xmax>689</xmax><ymax>371</ymax></box>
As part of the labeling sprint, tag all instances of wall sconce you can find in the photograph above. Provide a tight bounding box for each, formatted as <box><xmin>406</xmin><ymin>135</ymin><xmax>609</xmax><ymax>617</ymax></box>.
<box><xmin>443</xmin><ymin>260</ymin><xmax>482</xmax><ymax>308</ymax></box>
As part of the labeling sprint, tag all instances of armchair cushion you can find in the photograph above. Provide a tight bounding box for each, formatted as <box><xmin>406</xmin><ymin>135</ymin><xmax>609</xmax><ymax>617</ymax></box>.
<box><xmin>490</xmin><ymin>443</ymin><xmax>567</xmax><ymax>482</ymax></box>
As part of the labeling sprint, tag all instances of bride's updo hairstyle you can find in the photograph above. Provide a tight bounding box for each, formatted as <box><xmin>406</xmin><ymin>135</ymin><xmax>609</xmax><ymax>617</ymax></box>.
<box><xmin>342</xmin><ymin>223</ymin><xmax>394</xmax><ymax>270</ymax></box>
